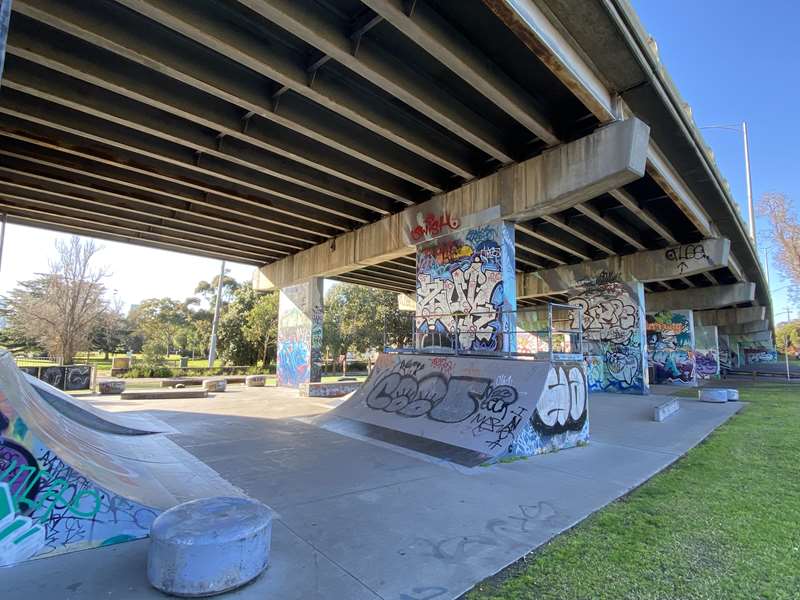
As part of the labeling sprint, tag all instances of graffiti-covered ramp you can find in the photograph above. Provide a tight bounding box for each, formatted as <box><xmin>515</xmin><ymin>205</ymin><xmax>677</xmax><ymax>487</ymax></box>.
<box><xmin>322</xmin><ymin>353</ymin><xmax>589</xmax><ymax>467</ymax></box>
<box><xmin>0</xmin><ymin>351</ymin><xmax>243</xmax><ymax>565</ymax></box>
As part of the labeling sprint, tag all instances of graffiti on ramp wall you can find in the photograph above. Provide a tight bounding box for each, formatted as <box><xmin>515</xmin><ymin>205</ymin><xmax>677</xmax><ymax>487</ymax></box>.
<box><xmin>333</xmin><ymin>354</ymin><xmax>588</xmax><ymax>459</ymax></box>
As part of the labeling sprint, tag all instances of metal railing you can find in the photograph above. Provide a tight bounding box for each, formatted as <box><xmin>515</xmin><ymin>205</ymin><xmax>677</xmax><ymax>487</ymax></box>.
<box><xmin>384</xmin><ymin>302</ymin><xmax>583</xmax><ymax>362</ymax></box>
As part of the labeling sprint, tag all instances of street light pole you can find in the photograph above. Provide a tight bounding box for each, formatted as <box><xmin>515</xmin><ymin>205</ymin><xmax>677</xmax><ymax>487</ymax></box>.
<box><xmin>208</xmin><ymin>260</ymin><xmax>226</xmax><ymax>368</ymax></box>
<box><xmin>742</xmin><ymin>121</ymin><xmax>756</xmax><ymax>244</ymax></box>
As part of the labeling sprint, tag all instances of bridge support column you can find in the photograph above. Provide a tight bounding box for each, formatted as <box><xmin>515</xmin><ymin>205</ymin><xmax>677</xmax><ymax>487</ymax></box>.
<box><xmin>694</xmin><ymin>325</ymin><xmax>720</xmax><ymax>379</ymax></box>
<box><xmin>646</xmin><ymin>309</ymin><xmax>697</xmax><ymax>386</ymax></box>
<box><xmin>568</xmin><ymin>276</ymin><xmax>648</xmax><ymax>394</ymax></box>
<box><xmin>276</xmin><ymin>278</ymin><xmax>323</xmax><ymax>387</ymax></box>
<box><xmin>414</xmin><ymin>215</ymin><xmax>516</xmax><ymax>352</ymax></box>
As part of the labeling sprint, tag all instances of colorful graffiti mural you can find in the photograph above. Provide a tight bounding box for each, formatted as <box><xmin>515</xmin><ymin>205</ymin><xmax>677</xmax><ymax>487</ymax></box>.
<box><xmin>694</xmin><ymin>325</ymin><xmax>720</xmax><ymax>379</ymax></box>
<box><xmin>0</xmin><ymin>403</ymin><xmax>156</xmax><ymax>566</ymax></box>
<box><xmin>334</xmin><ymin>353</ymin><xmax>588</xmax><ymax>459</ymax></box>
<box><xmin>567</xmin><ymin>273</ymin><xmax>648</xmax><ymax>394</ymax></box>
<box><xmin>415</xmin><ymin>221</ymin><xmax>516</xmax><ymax>352</ymax></box>
<box><xmin>647</xmin><ymin>310</ymin><xmax>696</xmax><ymax>385</ymax></box>
<box><xmin>277</xmin><ymin>279</ymin><xmax>323</xmax><ymax>387</ymax></box>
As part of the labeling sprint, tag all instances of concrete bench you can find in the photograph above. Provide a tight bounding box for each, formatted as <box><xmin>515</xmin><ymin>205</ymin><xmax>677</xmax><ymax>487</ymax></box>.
<box><xmin>202</xmin><ymin>378</ymin><xmax>227</xmax><ymax>393</ymax></box>
<box><xmin>726</xmin><ymin>388</ymin><xmax>739</xmax><ymax>401</ymax></box>
<box><xmin>147</xmin><ymin>496</ymin><xmax>274</xmax><ymax>597</ymax></box>
<box><xmin>161</xmin><ymin>378</ymin><xmax>204</xmax><ymax>388</ymax></box>
<box><xmin>98</xmin><ymin>379</ymin><xmax>126</xmax><ymax>395</ymax></box>
<box><xmin>246</xmin><ymin>374</ymin><xmax>267</xmax><ymax>387</ymax></box>
<box><xmin>121</xmin><ymin>389</ymin><xmax>208</xmax><ymax>400</ymax></box>
<box><xmin>298</xmin><ymin>380</ymin><xmax>361</xmax><ymax>397</ymax></box>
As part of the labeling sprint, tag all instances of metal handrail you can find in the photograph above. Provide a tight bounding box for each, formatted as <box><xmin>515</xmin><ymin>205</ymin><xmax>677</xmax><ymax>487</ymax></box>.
<box><xmin>384</xmin><ymin>302</ymin><xmax>583</xmax><ymax>362</ymax></box>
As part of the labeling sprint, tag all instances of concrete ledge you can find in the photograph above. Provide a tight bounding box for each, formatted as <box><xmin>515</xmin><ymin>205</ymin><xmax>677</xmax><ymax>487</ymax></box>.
<box><xmin>98</xmin><ymin>379</ymin><xmax>126</xmax><ymax>395</ymax></box>
<box><xmin>162</xmin><ymin>376</ymin><xmax>247</xmax><ymax>388</ymax></box>
<box><xmin>299</xmin><ymin>381</ymin><xmax>362</xmax><ymax>397</ymax></box>
<box><xmin>203</xmin><ymin>379</ymin><xmax>227</xmax><ymax>393</ymax></box>
<box><xmin>246</xmin><ymin>374</ymin><xmax>267</xmax><ymax>387</ymax></box>
<box><xmin>121</xmin><ymin>389</ymin><xmax>209</xmax><ymax>400</ymax></box>
<box><xmin>653</xmin><ymin>398</ymin><xmax>680</xmax><ymax>422</ymax></box>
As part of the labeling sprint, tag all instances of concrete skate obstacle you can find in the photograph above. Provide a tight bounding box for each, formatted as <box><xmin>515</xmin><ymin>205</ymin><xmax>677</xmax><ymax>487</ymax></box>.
<box><xmin>147</xmin><ymin>497</ymin><xmax>274</xmax><ymax>597</ymax></box>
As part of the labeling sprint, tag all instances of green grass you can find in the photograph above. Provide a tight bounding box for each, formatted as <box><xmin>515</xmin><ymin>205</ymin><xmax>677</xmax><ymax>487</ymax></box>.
<box><xmin>467</xmin><ymin>383</ymin><xmax>800</xmax><ymax>600</ymax></box>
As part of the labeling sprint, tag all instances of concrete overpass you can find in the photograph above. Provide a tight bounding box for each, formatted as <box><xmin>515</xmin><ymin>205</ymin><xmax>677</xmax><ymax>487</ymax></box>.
<box><xmin>0</xmin><ymin>0</ymin><xmax>772</xmax><ymax>382</ymax></box>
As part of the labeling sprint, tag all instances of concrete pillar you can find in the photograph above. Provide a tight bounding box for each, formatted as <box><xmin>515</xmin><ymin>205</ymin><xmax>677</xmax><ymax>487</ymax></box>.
<box><xmin>567</xmin><ymin>276</ymin><xmax>648</xmax><ymax>394</ymax></box>
<box><xmin>694</xmin><ymin>325</ymin><xmax>720</xmax><ymax>379</ymax></box>
<box><xmin>276</xmin><ymin>278</ymin><xmax>323</xmax><ymax>387</ymax></box>
<box><xmin>646</xmin><ymin>309</ymin><xmax>696</xmax><ymax>386</ymax></box>
<box><xmin>415</xmin><ymin>216</ymin><xmax>516</xmax><ymax>352</ymax></box>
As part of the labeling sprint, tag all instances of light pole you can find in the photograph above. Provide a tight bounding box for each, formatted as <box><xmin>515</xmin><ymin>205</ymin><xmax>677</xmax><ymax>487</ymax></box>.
<box><xmin>208</xmin><ymin>260</ymin><xmax>226</xmax><ymax>368</ymax></box>
<box><xmin>700</xmin><ymin>122</ymin><xmax>756</xmax><ymax>245</ymax></box>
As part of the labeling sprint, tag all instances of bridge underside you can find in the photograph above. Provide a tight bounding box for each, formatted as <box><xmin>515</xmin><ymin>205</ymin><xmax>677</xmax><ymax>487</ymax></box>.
<box><xmin>0</xmin><ymin>0</ymin><xmax>769</xmax><ymax>319</ymax></box>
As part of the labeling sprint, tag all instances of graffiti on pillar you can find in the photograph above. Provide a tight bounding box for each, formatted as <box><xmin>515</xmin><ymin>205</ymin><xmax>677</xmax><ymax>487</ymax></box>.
<box><xmin>718</xmin><ymin>334</ymin><xmax>732</xmax><ymax>370</ymax></box>
<box><xmin>416</xmin><ymin>222</ymin><xmax>512</xmax><ymax>352</ymax></box>
<box><xmin>694</xmin><ymin>325</ymin><xmax>720</xmax><ymax>379</ymax></box>
<box><xmin>0</xmin><ymin>408</ymin><xmax>155</xmax><ymax>566</ymax></box>
<box><xmin>277</xmin><ymin>281</ymin><xmax>323</xmax><ymax>387</ymax></box>
<box><xmin>567</xmin><ymin>273</ymin><xmax>647</xmax><ymax>394</ymax></box>
<box><xmin>646</xmin><ymin>310</ymin><xmax>696</xmax><ymax>385</ymax></box>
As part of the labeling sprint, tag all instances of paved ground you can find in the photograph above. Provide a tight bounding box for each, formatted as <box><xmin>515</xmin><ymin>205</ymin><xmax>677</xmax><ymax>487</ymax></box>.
<box><xmin>4</xmin><ymin>385</ymin><xmax>743</xmax><ymax>600</ymax></box>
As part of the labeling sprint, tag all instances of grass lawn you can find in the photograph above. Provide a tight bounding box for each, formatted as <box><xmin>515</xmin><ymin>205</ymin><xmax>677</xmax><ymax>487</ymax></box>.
<box><xmin>467</xmin><ymin>383</ymin><xmax>800</xmax><ymax>600</ymax></box>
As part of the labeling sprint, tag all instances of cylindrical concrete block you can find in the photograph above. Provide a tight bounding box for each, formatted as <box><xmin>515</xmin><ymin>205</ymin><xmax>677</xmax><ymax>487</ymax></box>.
<box><xmin>699</xmin><ymin>388</ymin><xmax>728</xmax><ymax>403</ymax></box>
<box><xmin>148</xmin><ymin>497</ymin><xmax>274</xmax><ymax>597</ymax></box>
<box><xmin>98</xmin><ymin>379</ymin><xmax>126</xmax><ymax>395</ymax></box>
<box><xmin>202</xmin><ymin>378</ymin><xmax>226</xmax><ymax>392</ymax></box>
<box><xmin>726</xmin><ymin>389</ymin><xmax>739</xmax><ymax>401</ymax></box>
<box><xmin>245</xmin><ymin>374</ymin><xmax>266</xmax><ymax>387</ymax></box>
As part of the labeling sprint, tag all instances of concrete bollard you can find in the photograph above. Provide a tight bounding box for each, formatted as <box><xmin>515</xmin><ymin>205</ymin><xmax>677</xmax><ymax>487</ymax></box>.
<box><xmin>699</xmin><ymin>388</ymin><xmax>728</xmax><ymax>403</ymax></box>
<box><xmin>202</xmin><ymin>378</ymin><xmax>226</xmax><ymax>393</ymax></box>
<box><xmin>98</xmin><ymin>379</ymin><xmax>126</xmax><ymax>395</ymax></box>
<box><xmin>245</xmin><ymin>374</ymin><xmax>266</xmax><ymax>387</ymax></box>
<box><xmin>147</xmin><ymin>497</ymin><xmax>274</xmax><ymax>597</ymax></box>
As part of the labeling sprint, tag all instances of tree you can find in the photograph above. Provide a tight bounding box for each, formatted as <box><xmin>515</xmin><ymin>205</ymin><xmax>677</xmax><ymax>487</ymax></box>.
<box><xmin>775</xmin><ymin>319</ymin><xmax>800</xmax><ymax>355</ymax></box>
<box><xmin>759</xmin><ymin>193</ymin><xmax>800</xmax><ymax>302</ymax></box>
<box><xmin>217</xmin><ymin>283</ymin><xmax>263</xmax><ymax>365</ymax></box>
<box><xmin>128</xmin><ymin>298</ymin><xmax>190</xmax><ymax>358</ymax></box>
<box><xmin>243</xmin><ymin>292</ymin><xmax>279</xmax><ymax>367</ymax></box>
<box><xmin>323</xmin><ymin>283</ymin><xmax>411</xmax><ymax>365</ymax></box>
<box><xmin>194</xmin><ymin>271</ymin><xmax>240</xmax><ymax>309</ymax></box>
<box><xmin>3</xmin><ymin>237</ymin><xmax>110</xmax><ymax>364</ymax></box>
<box><xmin>90</xmin><ymin>297</ymin><xmax>128</xmax><ymax>359</ymax></box>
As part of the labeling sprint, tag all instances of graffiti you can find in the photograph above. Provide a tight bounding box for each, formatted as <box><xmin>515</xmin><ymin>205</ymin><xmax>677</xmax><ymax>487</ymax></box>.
<box><xmin>1</xmin><ymin>399</ymin><xmax>156</xmax><ymax>566</ymax></box>
<box><xmin>20</xmin><ymin>366</ymin><xmax>92</xmax><ymax>391</ymax></box>
<box><xmin>743</xmin><ymin>348</ymin><xmax>777</xmax><ymax>364</ymax></box>
<box><xmin>696</xmin><ymin>351</ymin><xmax>720</xmax><ymax>378</ymax></box>
<box><xmin>532</xmin><ymin>366</ymin><xmax>587</xmax><ymax>434</ymax></box>
<box><xmin>277</xmin><ymin>281</ymin><xmax>323</xmax><ymax>387</ymax></box>
<box><xmin>409</xmin><ymin>212</ymin><xmax>460</xmax><ymax>242</ymax></box>
<box><xmin>568</xmin><ymin>275</ymin><xmax>646</xmax><ymax>394</ymax></box>
<box><xmin>647</xmin><ymin>310</ymin><xmax>695</xmax><ymax>385</ymax></box>
<box><xmin>416</xmin><ymin>222</ymin><xmax>511</xmax><ymax>352</ymax></box>
<box><xmin>664</xmin><ymin>243</ymin><xmax>707</xmax><ymax>274</ymax></box>
<box><xmin>430</xmin><ymin>357</ymin><xmax>453</xmax><ymax>376</ymax></box>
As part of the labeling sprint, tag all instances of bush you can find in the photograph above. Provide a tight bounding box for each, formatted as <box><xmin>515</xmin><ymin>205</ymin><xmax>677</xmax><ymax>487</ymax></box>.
<box><xmin>120</xmin><ymin>366</ymin><xmax>176</xmax><ymax>378</ymax></box>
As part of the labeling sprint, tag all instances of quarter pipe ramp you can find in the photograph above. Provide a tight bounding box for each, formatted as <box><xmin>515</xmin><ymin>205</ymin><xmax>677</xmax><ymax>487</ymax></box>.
<box><xmin>0</xmin><ymin>351</ymin><xmax>242</xmax><ymax>566</ymax></box>
<box><xmin>327</xmin><ymin>353</ymin><xmax>589</xmax><ymax>465</ymax></box>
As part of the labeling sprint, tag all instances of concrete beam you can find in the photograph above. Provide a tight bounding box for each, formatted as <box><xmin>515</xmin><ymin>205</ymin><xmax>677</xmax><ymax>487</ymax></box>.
<box><xmin>360</xmin><ymin>0</ymin><xmax>559</xmax><ymax>144</ymax></box>
<box><xmin>240</xmin><ymin>0</ymin><xmax>524</xmax><ymax>161</ymax></box>
<box><xmin>116</xmin><ymin>0</ymin><xmax>477</xmax><ymax>178</ymax></box>
<box><xmin>254</xmin><ymin>118</ymin><xmax>650</xmax><ymax>290</ymax></box>
<box><xmin>13</xmin><ymin>0</ymin><xmax>446</xmax><ymax>192</ymax></box>
<box><xmin>694</xmin><ymin>306</ymin><xmax>766</xmax><ymax>327</ymax></box>
<box><xmin>718</xmin><ymin>320</ymin><xmax>770</xmax><ymax>336</ymax></box>
<box><xmin>645</xmin><ymin>283</ymin><xmax>755</xmax><ymax>312</ymax></box>
<box><xmin>517</xmin><ymin>238</ymin><xmax>730</xmax><ymax>298</ymax></box>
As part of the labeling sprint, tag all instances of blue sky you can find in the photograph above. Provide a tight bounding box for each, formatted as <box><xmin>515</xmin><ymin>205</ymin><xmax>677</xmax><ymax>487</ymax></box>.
<box><xmin>0</xmin><ymin>2</ymin><xmax>795</xmax><ymax>317</ymax></box>
<box><xmin>632</xmin><ymin>0</ymin><xmax>799</xmax><ymax>320</ymax></box>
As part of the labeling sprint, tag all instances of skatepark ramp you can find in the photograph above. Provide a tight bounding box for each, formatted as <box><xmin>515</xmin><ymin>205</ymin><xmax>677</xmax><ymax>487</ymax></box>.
<box><xmin>324</xmin><ymin>353</ymin><xmax>589</xmax><ymax>466</ymax></box>
<box><xmin>0</xmin><ymin>351</ymin><xmax>243</xmax><ymax>567</ymax></box>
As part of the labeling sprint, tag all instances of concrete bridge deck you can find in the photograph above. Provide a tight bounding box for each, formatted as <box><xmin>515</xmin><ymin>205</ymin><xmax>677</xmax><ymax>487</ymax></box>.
<box><xmin>4</xmin><ymin>384</ymin><xmax>742</xmax><ymax>600</ymax></box>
